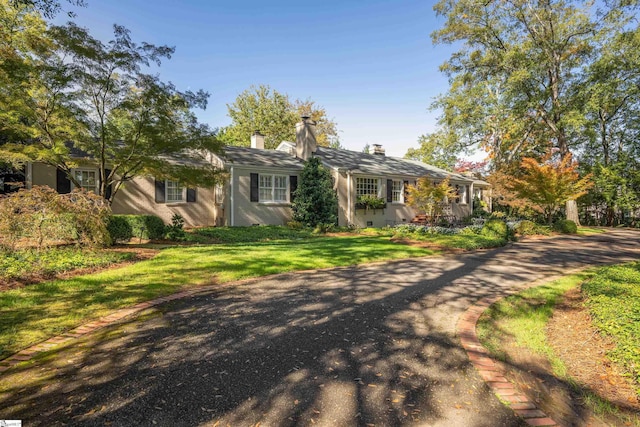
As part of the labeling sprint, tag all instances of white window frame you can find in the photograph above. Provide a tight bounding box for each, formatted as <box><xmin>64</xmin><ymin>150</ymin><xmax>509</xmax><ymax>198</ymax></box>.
<box><xmin>391</xmin><ymin>180</ymin><xmax>404</xmax><ymax>203</ymax></box>
<box><xmin>458</xmin><ymin>184</ymin><xmax>469</xmax><ymax>205</ymax></box>
<box><xmin>72</xmin><ymin>168</ymin><xmax>99</xmax><ymax>193</ymax></box>
<box><xmin>356</xmin><ymin>177</ymin><xmax>380</xmax><ymax>198</ymax></box>
<box><xmin>165</xmin><ymin>179</ymin><xmax>185</xmax><ymax>203</ymax></box>
<box><xmin>259</xmin><ymin>174</ymin><xmax>288</xmax><ymax>203</ymax></box>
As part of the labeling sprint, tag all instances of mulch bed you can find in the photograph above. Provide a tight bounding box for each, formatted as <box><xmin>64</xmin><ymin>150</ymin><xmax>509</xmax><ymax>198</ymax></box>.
<box><xmin>498</xmin><ymin>287</ymin><xmax>639</xmax><ymax>426</ymax></box>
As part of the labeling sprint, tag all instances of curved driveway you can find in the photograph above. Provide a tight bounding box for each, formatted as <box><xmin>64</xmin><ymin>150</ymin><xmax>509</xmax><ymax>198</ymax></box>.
<box><xmin>2</xmin><ymin>229</ymin><xmax>639</xmax><ymax>426</ymax></box>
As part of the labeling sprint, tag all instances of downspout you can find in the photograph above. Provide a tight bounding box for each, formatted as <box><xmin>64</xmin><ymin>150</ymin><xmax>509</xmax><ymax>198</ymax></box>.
<box><xmin>230</xmin><ymin>167</ymin><xmax>235</xmax><ymax>227</ymax></box>
<box><xmin>26</xmin><ymin>162</ymin><xmax>33</xmax><ymax>189</ymax></box>
<box><xmin>347</xmin><ymin>170</ymin><xmax>352</xmax><ymax>225</ymax></box>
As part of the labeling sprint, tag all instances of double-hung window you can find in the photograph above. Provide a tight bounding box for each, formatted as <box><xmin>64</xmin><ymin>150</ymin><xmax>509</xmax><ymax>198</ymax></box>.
<box><xmin>391</xmin><ymin>180</ymin><xmax>403</xmax><ymax>203</ymax></box>
<box><xmin>259</xmin><ymin>174</ymin><xmax>288</xmax><ymax>202</ymax></box>
<box><xmin>73</xmin><ymin>169</ymin><xmax>98</xmax><ymax>193</ymax></box>
<box><xmin>356</xmin><ymin>177</ymin><xmax>379</xmax><ymax>197</ymax></box>
<box><xmin>166</xmin><ymin>180</ymin><xmax>184</xmax><ymax>203</ymax></box>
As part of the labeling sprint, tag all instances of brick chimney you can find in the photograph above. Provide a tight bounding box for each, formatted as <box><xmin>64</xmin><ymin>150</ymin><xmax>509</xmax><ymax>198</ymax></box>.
<box><xmin>295</xmin><ymin>116</ymin><xmax>317</xmax><ymax>160</ymax></box>
<box><xmin>372</xmin><ymin>144</ymin><xmax>385</xmax><ymax>155</ymax></box>
<box><xmin>250</xmin><ymin>130</ymin><xmax>264</xmax><ymax>149</ymax></box>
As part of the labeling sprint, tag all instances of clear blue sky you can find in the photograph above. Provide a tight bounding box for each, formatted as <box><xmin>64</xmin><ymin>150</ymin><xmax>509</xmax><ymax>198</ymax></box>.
<box><xmin>55</xmin><ymin>0</ymin><xmax>455</xmax><ymax>158</ymax></box>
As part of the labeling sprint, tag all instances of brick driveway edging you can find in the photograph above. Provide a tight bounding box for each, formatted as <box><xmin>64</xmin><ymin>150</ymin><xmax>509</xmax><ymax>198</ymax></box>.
<box><xmin>457</xmin><ymin>296</ymin><xmax>559</xmax><ymax>427</ymax></box>
<box><xmin>0</xmin><ymin>287</ymin><xmax>208</xmax><ymax>374</ymax></box>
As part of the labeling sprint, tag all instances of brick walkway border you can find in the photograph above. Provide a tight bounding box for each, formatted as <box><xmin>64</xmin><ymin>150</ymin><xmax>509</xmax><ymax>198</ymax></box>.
<box><xmin>457</xmin><ymin>296</ymin><xmax>559</xmax><ymax>427</ymax></box>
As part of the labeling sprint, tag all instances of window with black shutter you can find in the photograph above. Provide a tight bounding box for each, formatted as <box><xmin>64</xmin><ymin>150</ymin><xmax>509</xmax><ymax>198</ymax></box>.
<box><xmin>155</xmin><ymin>178</ymin><xmax>165</xmax><ymax>203</ymax></box>
<box><xmin>289</xmin><ymin>175</ymin><xmax>298</xmax><ymax>202</ymax></box>
<box><xmin>250</xmin><ymin>173</ymin><xmax>259</xmax><ymax>202</ymax></box>
<box><xmin>56</xmin><ymin>168</ymin><xmax>71</xmax><ymax>194</ymax></box>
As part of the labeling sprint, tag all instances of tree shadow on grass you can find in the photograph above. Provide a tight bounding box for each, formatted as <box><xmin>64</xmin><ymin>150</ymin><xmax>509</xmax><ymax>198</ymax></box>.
<box><xmin>0</xmin><ymin>229</ymin><xmax>639</xmax><ymax>426</ymax></box>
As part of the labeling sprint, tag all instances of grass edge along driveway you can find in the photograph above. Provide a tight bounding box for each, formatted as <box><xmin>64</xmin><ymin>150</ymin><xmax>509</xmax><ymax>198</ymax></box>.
<box><xmin>0</xmin><ymin>234</ymin><xmax>449</xmax><ymax>360</ymax></box>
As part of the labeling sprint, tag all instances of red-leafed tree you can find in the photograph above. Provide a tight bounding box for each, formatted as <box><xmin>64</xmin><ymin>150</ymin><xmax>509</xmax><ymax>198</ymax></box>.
<box><xmin>504</xmin><ymin>153</ymin><xmax>592</xmax><ymax>225</ymax></box>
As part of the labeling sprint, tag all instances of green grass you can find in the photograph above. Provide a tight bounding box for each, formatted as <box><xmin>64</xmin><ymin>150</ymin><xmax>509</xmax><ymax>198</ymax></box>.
<box><xmin>577</xmin><ymin>227</ymin><xmax>606</xmax><ymax>235</ymax></box>
<box><xmin>478</xmin><ymin>265</ymin><xmax>640</xmax><ymax>423</ymax></box>
<box><xmin>0</xmin><ymin>248</ymin><xmax>134</xmax><ymax>282</ymax></box>
<box><xmin>0</xmin><ymin>235</ymin><xmax>434</xmax><ymax>359</ymax></box>
<box><xmin>582</xmin><ymin>262</ymin><xmax>640</xmax><ymax>391</ymax></box>
<box><xmin>477</xmin><ymin>272</ymin><xmax>591</xmax><ymax>374</ymax></box>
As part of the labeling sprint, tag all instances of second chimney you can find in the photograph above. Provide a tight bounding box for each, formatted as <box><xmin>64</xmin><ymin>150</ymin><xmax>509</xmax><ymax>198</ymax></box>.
<box><xmin>295</xmin><ymin>116</ymin><xmax>317</xmax><ymax>160</ymax></box>
<box><xmin>251</xmin><ymin>130</ymin><xmax>265</xmax><ymax>149</ymax></box>
<box><xmin>372</xmin><ymin>144</ymin><xmax>385</xmax><ymax>155</ymax></box>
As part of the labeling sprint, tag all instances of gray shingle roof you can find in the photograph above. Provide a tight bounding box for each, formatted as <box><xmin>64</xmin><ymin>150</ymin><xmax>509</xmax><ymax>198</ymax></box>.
<box><xmin>221</xmin><ymin>146</ymin><xmax>304</xmax><ymax>170</ymax></box>
<box><xmin>314</xmin><ymin>147</ymin><xmax>472</xmax><ymax>182</ymax></box>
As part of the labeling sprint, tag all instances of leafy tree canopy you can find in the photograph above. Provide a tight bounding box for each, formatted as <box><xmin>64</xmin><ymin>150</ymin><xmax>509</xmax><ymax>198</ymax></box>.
<box><xmin>405</xmin><ymin>176</ymin><xmax>458</xmax><ymax>224</ymax></box>
<box><xmin>0</xmin><ymin>1</ymin><xmax>224</xmax><ymax>203</ymax></box>
<box><xmin>220</xmin><ymin>84</ymin><xmax>340</xmax><ymax>150</ymax></box>
<box><xmin>405</xmin><ymin>130</ymin><xmax>460</xmax><ymax>170</ymax></box>
<box><xmin>495</xmin><ymin>152</ymin><xmax>592</xmax><ymax>224</ymax></box>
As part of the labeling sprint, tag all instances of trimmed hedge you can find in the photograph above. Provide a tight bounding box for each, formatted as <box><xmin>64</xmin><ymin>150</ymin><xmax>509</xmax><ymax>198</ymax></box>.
<box><xmin>107</xmin><ymin>215</ymin><xmax>165</xmax><ymax>243</ymax></box>
<box><xmin>553</xmin><ymin>219</ymin><xmax>578</xmax><ymax>234</ymax></box>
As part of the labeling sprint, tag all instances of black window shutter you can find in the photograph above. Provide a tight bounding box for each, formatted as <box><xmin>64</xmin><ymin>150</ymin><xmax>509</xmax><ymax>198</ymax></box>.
<box><xmin>386</xmin><ymin>179</ymin><xmax>393</xmax><ymax>202</ymax></box>
<box><xmin>104</xmin><ymin>169</ymin><xmax>113</xmax><ymax>200</ymax></box>
<box><xmin>250</xmin><ymin>173</ymin><xmax>259</xmax><ymax>202</ymax></box>
<box><xmin>289</xmin><ymin>175</ymin><xmax>298</xmax><ymax>202</ymax></box>
<box><xmin>155</xmin><ymin>179</ymin><xmax>165</xmax><ymax>203</ymax></box>
<box><xmin>466</xmin><ymin>185</ymin><xmax>470</xmax><ymax>204</ymax></box>
<box><xmin>403</xmin><ymin>180</ymin><xmax>409</xmax><ymax>202</ymax></box>
<box><xmin>187</xmin><ymin>188</ymin><xmax>197</xmax><ymax>203</ymax></box>
<box><xmin>56</xmin><ymin>168</ymin><xmax>71</xmax><ymax>194</ymax></box>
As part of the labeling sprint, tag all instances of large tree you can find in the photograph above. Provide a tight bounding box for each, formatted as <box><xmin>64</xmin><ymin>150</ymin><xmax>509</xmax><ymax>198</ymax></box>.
<box><xmin>220</xmin><ymin>84</ymin><xmax>340</xmax><ymax>150</ymax></box>
<box><xmin>405</xmin><ymin>130</ymin><xmax>459</xmax><ymax>170</ymax></box>
<box><xmin>430</xmin><ymin>0</ymin><xmax>638</xmax><ymax>223</ymax></box>
<box><xmin>0</xmin><ymin>1</ymin><xmax>224</xmax><ymax>203</ymax></box>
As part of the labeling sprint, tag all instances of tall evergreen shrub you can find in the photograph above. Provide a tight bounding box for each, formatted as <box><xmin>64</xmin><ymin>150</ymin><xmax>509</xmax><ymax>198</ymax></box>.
<box><xmin>291</xmin><ymin>157</ymin><xmax>338</xmax><ymax>227</ymax></box>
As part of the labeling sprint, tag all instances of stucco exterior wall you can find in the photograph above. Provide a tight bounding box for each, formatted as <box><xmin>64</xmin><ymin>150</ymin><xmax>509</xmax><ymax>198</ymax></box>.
<box><xmin>331</xmin><ymin>172</ymin><xmax>473</xmax><ymax>228</ymax></box>
<box><xmin>111</xmin><ymin>177</ymin><xmax>218</xmax><ymax>228</ymax></box>
<box><xmin>29</xmin><ymin>162</ymin><xmax>219</xmax><ymax>227</ymax></box>
<box><xmin>31</xmin><ymin>163</ymin><xmax>56</xmax><ymax>188</ymax></box>
<box><xmin>229</xmin><ymin>166</ymin><xmax>300</xmax><ymax>227</ymax></box>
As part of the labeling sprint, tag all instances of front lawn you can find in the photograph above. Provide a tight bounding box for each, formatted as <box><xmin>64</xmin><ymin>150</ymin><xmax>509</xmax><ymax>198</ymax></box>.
<box><xmin>0</xmin><ymin>235</ymin><xmax>435</xmax><ymax>359</ymax></box>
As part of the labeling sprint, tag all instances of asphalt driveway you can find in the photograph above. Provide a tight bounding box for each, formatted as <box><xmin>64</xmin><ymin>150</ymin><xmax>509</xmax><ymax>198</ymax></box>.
<box><xmin>1</xmin><ymin>229</ymin><xmax>639</xmax><ymax>426</ymax></box>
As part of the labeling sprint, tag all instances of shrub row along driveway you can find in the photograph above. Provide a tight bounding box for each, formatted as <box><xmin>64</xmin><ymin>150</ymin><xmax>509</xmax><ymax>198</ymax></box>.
<box><xmin>1</xmin><ymin>229</ymin><xmax>639</xmax><ymax>426</ymax></box>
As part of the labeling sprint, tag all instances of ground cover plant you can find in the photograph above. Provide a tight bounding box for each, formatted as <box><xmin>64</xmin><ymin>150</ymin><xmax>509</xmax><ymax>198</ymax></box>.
<box><xmin>582</xmin><ymin>262</ymin><xmax>640</xmax><ymax>393</ymax></box>
<box><xmin>0</xmin><ymin>248</ymin><xmax>134</xmax><ymax>285</ymax></box>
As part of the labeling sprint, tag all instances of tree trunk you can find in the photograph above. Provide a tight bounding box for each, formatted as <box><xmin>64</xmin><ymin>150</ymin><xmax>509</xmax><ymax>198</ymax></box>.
<box><xmin>566</xmin><ymin>199</ymin><xmax>580</xmax><ymax>225</ymax></box>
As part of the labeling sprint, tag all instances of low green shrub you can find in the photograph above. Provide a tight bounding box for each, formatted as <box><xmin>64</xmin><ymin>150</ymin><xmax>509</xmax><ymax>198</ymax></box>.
<box><xmin>515</xmin><ymin>220</ymin><xmax>537</xmax><ymax>235</ymax></box>
<box><xmin>313</xmin><ymin>223</ymin><xmax>335</xmax><ymax>234</ymax></box>
<box><xmin>109</xmin><ymin>214</ymin><xmax>166</xmax><ymax>241</ymax></box>
<box><xmin>165</xmin><ymin>213</ymin><xmax>186</xmax><ymax>241</ymax></box>
<box><xmin>286</xmin><ymin>220</ymin><xmax>305</xmax><ymax>230</ymax></box>
<box><xmin>553</xmin><ymin>219</ymin><xmax>578</xmax><ymax>234</ymax></box>
<box><xmin>481</xmin><ymin>219</ymin><xmax>508</xmax><ymax>239</ymax></box>
<box><xmin>106</xmin><ymin>216</ymin><xmax>133</xmax><ymax>243</ymax></box>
